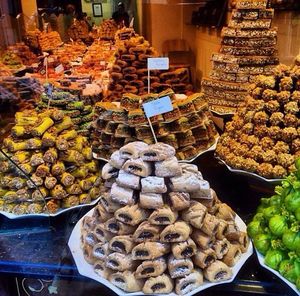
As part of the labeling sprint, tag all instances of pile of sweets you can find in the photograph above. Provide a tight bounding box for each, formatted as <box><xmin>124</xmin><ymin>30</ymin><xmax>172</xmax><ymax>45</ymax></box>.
<box><xmin>68</xmin><ymin>20</ymin><xmax>90</xmax><ymax>42</ymax></box>
<box><xmin>38</xmin><ymin>31</ymin><xmax>62</xmax><ymax>52</ymax></box>
<box><xmin>91</xmin><ymin>19</ymin><xmax>118</xmax><ymax>40</ymax></box>
<box><xmin>216</xmin><ymin>56</ymin><xmax>300</xmax><ymax>179</ymax></box>
<box><xmin>80</xmin><ymin>142</ymin><xmax>249</xmax><ymax>295</ymax></box>
<box><xmin>107</xmin><ymin>31</ymin><xmax>192</xmax><ymax>101</ymax></box>
<box><xmin>0</xmin><ymin>61</ymin><xmax>13</xmax><ymax>77</ymax></box>
<box><xmin>93</xmin><ymin>89</ymin><xmax>218</xmax><ymax>160</ymax></box>
<box><xmin>6</xmin><ymin>43</ymin><xmax>38</xmax><ymax>66</ymax></box>
<box><xmin>0</xmin><ymin>109</ymin><xmax>101</xmax><ymax>215</ymax></box>
<box><xmin>36</xmin><ymin>85</ymin><xmax>94</xmax><ymax>137</ymax></box>
<box><xmin>24</xmin><ymin>30</ymin><xmax>40</xmax><ymax>51</ymax></box>
<box><xmin>201</xmin><ymin>0</ymin><xmax>279</xmax><ymax>114</ymax></box>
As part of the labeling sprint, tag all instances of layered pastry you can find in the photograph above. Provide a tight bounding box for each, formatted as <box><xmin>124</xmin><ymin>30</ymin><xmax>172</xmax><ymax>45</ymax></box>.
<box><xmin>78</xmin><ymin>142</ymin><xmax>249</xmax><ymax>294</ymax></box>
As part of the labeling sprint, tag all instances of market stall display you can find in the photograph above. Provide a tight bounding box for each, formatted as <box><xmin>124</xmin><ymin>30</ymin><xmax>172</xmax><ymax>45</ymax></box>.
<box><xmin>91</xmin><ymin>19</ymin><xmax>118</xmax><ymax>41</ymax></box>
<box><xmin>6</xmin><ymin>43</ymin><xmax>38</xmax><ymax>66</ymax></box>
<box><xmin>74</xmin><ymin>142</ymin><xmax>252</xmax><ymax>295</ymax></box>
<box><xmin>92</xmin><ymin>90</ymin><xmax>218</xmax><ymax>160</ymax></box>
<box><xmin>247</xmin><ymin>159</ymin><xmax>300</xmax><ymax>293</ymax></box>
<box><xmin>202</xmin><ymin>0</ymin><xmax>279</xmax><ymax>115</ymax></box>
<box><xmin>0</xmin><ymin>109</ymin><xmax>101</xmax><ymax>215</ymax></box>
<box><xmin>38</xmin><ymin>31</ymin><xmax>63</xmax><ymax>52</ymax></box>
<box><xmin>215</xmin><ymin>58</ymin><xmax>300</xmax><ymax>179</ymax></box>
<box><xmin>106</xmin><ymin>32</ymin><xmax>192</xmax><ymax>101</ymax></box>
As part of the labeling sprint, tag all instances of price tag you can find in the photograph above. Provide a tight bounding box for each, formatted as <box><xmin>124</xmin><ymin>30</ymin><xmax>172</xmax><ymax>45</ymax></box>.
<box><xmin>147</xmin><ymin>57</ymin><xmax>169</xmax><ymax>70</ymax></box>
<box><xmin>55</xmin><ymin>64</ymin><xmax>64</xmax><ymax>74</ymax></box>
<box><xmin>143</xmin><ymin>95</ymin><xmax>173</xmax><ymax>118</ymax></box>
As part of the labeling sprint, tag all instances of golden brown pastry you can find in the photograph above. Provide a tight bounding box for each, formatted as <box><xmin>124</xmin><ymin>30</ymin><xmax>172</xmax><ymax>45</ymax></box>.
<box><xmin>201</xmin><ymin>213</ymin><xmax>220</xmax><ymax>236</ymax></box>
<box><xmin>160</xmin><ymin>221</ymin><xmax>191</xmax><ymax>243</ymax></box>
<box><xmin>148</xmin><ymin>205</ymin><xmax>178</xmax><ymax>225</ymax></box>
<box><xmin>155</xmin><ymin>156</ymin><xmax>182</xmax><ymax>178</ymax></box>
<box><xmin>133</xmin><ymin>221</ymin><xmax>162</xmax><ymax>242</ymax></box>
<box><xmin>139</xmin><ymin>192</ymin><xmax>164</xmax><ymax>209</ymax></box>
<box><xmin>193</xmin><ymin>248</ymin><xmax>217</xmax><ymax>269</ymax></box>
<box><xmin>222</xmin><ymin>244</ymin><xmax>242</xmax><ymax>267</ymax></box>
<box><xmin>171</xmin><ymin>238</ymin><xmax>197</xmax><ymax>259</ymax></box>
<box><xmin>115</xmin><ymin>204</ymin><xmax>149</xmax><ymax>226</ymax></box>
<box><xmin>169</xmin><ymin>192</ymin><xmax>190</xmax><ymax>211</ymax></box>
<box><xmin>135</xmin><ymin>257</ymin><xmax>167</xmax><ymax>279</ymax></box>
<box><xmin>109</xmin><ymin>235</ymin><xmax>135</xmax><ymax>254</ymax></box>
<box><xmin>182</xmin><ymin>201</ymin><xmax>207</xmax><ymax>229</ymax></box>
<box><xmin>104</xmin><ymin>217</ymin><xmax>136</xmax><ymax>235</ymax></box>
<box><xmin>142</xmin><ymin>274</ymin><xmax>174</xmax><ymax>294</ymax></box>
<box><xmin>93</xmin><ymin>260</ymin><xmax>112</xmax><ymax>279</ymax></box>
<box><xmin>203</xmin><ymin>260</ymin><xmax>233</xmax><ymax>282</ymax></box>
<box><xmin>109</xmin><ymin>271</ymin><xmax>144</xmax><ymax>292</ymax></box>
<box><xmin>192</xmin><ymin>229</ymin><xmax>215</xmax><ymax>250</ymax></box>
<box><xmin>213</xmin><ymin>238</ymin><xmax>231</xmax><ymax>259</ymax></box>
<box><xmin>175</xmin><ymin>269</ymin><xmax>203</xmax><ymax>295</ymax></box>
<box><xmin>167</xmin><ymin>254</ymin><xmax>194</xmax><ymax>278</ymax></box>
<box><xmin>106</xmin><ymin>252</ymin><xmax>136</xmax><ymax>271</ymax></box>
<box><xmin>92</xmin><ymin>242</ymin><xmax>110</xmax><ymax>261</ymax></box>
<box><xmin>92</xmin><ymin>203</ymin><xmax>113</xmax><ymax>223</ymax></box>
<box><xmin>132</xmin><ymin>242</ymin><xmax>170</xmax><ymax>260</ymax></box>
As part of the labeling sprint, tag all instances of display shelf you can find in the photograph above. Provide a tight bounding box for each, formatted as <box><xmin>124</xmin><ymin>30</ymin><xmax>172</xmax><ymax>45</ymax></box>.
<box><xmin>0</xmin><ymin>152</ymin><xmax>297</xmax><ymax>296</ymax></box>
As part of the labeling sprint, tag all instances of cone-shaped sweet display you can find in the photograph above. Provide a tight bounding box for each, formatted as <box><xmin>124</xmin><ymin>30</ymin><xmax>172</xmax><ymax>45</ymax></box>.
<box><xmin>92</xmin><ymin>89</ymin><xmax>218</xmax><ymax>160</ymax></box>
<box><xmin>216</xmin><ymin>57</ymin><xmax>300</xmax><ymax>179</ymax></box>
<box><xmin>202</xmin><ymin>0</ymin><xmax>279</xmax><ymax>114</ymax></box>
<box><xmin>106</xmin><ymin>30</ymin><xmax>192</xmax><ymax>101</ymax></box>
<box><xmin>0</xmin><ymin>109</ymin><xmax>101</xmax><ymax>215</ymax></box>
<box><xmin>80</xmin><ymin>142</ymin><xmax>249</xmax><ymax>295</ymax></box>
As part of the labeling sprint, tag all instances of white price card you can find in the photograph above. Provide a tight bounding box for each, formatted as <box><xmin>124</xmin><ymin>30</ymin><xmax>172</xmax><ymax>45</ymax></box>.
<box><xmin>143</xmin><ymin>95</ymin><xmax>173</xmax><ymax>118</ymax></box>
<box><xmin>147</xmin><ymin>57</ymin><xmax>169</xmax><ymax>70</ymax></box>
<box><xmin>55</xmin><ymin>64</ymin><xmax>64</xmax><ymax>74</ymax></box>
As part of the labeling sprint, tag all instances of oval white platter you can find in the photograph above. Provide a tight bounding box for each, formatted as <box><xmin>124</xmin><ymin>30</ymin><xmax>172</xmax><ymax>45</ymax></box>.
<box><xmin>256</xmin><ymin>250</ymin><xmax>299</xmax><ymax>295</ymax></box>
<box><xmin>0</xmin><ymin>197</ymin><xmax>100</xmax><ymax>219</ymax></box>
<box><xmin>216</xmin><ymin>157</ymin><xmax>283</xmax><ymax>184</ymax></box>
<box><xmin>68</xmin><ymin>208</ymin><xmax>253</xmax><ymax>296</ymax></box>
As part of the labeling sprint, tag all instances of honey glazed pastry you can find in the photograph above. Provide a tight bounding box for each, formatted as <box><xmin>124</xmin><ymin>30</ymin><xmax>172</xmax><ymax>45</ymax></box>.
<box><xmin>132</xmin><ymin>242</ymin><xmax>170</xmax><ymax>260</ymax></box>
<box><xmin>115</xmin><ymin>204</ymin><xmax>149</xmax><ymax>226</ymax></box>
<box><xmin>135</xmin><ymin>257</ymin><xmax>167</xmax><ymax>279</ymax></box>
<box><xmin>122</xmin><ymin>158</ymin><xmax>152</xmax><ymax>177</ymax></box>
<box><xmin>139</xmin><ymin>192</ymin><xmax>164</xmax><ymax>209</ymax></box>
<box><xmin>142</xmin><ymin>274</ymin><xmax>174</xmax><ymax>294</ymax></box>
<box><xmin>104</xmin><ymin>217</ymin><xmax>136</xmax><ymax>235</ymax></box>
<box><xmin>154</xmin><ymin>156</ymin><xmax>182</xmax><ymax>177</ymax></box>
<box><xmin>141</xmin><ymin>176</ymin><xmax>167</xmax><ymax>193</ymax></box>
<box><xmin>119</xmin><ymin>141</ymin><xmax>149</xmax><ymax>159</ymax></box>
<box><xmin>175</xmin><ymin>269</ymin><xmax>203</xmax><ymax>295</ymax></box>
<box><xmin>110</xmin><ymin>183</ymin><xmax>135</xmax><ymax>205</ymax></box>
<box><xmin>140</xmin><ymin>143</ymin><xmax>176</xmax><ymax>161</ymax></box>
<box><xmin>133</xmin><ymin>221</ymin><xmax>162</xmax><ymax>242</ymax></box>
<box><xmin>109</xmin><ymin>235</ymin><xmax>135</xmax><ymax>254</ymax></box>
<box><xmin>167</xmin><ymin>254</ymin><xmax>194</xmax><ymax>278</ymax></box>
<box><xmin>160</xmin><ymin>221</ymin><xmax>191</xmax><ymax>243</ymax></box>
<box><xmin>109</xmin><ymin>271</ymin><xmax>144</xmax><ymax>292</ymax></box>
<box><xmin>148</xmin><ymin>205</ymin><xmax>178</xmax><ymax>225</ymax></box>
<box><xmin>193</xmin><ymin>248</ymin><xmax>217</xmax><ymax>269</ymax></box>
<box><xmin>106</xmin><ymin>252</ymin><xmax>136</xmax><ymax>271</ymax></box>
<box><xmin>171</xmin><ymin>238</ymin><xmax>197</xmax><ymax>259</ymax></box>
<box><xmin>182</xmin><ymin>201</ymin><xmax>207</xmax><ymax>229</ymax></box>
<box><xmin>169</xmin><ymin>191</ymin><xmax>191</xmax><ymax>211</ymax></box>
<box><xmin>203</xmin><ymin>260</ymin><xmax>233</xmax><ymax>282</ymax></box>
<box><xmin>116</xmin><ymin>169</ymin><xmax>140</xmax><ymax>190</ymax></box>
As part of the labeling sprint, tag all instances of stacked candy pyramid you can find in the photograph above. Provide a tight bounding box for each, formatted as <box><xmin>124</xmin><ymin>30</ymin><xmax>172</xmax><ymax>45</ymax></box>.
<box><xmin>202</xmin><ymin>0</ymin><xmax>279</xmax><ymax>114</ymax></box>
<box><xmin>80</xmin><ymin>142</ymin><xmax>249</xmax><ymax>294</ymax></box>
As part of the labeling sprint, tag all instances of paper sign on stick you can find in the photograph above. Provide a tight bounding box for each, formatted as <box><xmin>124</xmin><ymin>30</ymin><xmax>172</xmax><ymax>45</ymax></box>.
<box><xmin>55</xmin><ymin>64</ymin><xmax>64</xmax><ymax>74</ymax></box>
<box><xmin>147</xmin><ymin>57</ymin><xmax>169</xmax><ymax>70</ymax></box>
<box><xmin>143</xmin><ymin>95</ymin><xmax>173</xmax><ymax>118</ymax></box>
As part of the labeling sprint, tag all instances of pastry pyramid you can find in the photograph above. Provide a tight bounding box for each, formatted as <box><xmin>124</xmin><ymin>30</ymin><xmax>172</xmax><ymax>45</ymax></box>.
<box><xmin>106</xmin><ymin>30</ymin><xmax>192</xmax><ymax>101</ymax></box>
<box><xmin>80</xmin><ymin>142</ymin><xmax>249</xmax><ymax>295</ymax></box>
<box><xmin>0</xmin><ymin>109</ymin><xmax>101</xmax><ymax>214</ymax></box>
<box><xmin>216</xmin><ymin>57</ymin><xmax>300</xmax><ymax>179</ymax></box>
<box><xmin>92</xmin><ymin>89</ymin><xmax>218</xmax><ymax>160</ymax></box>
<box><xmin>201</xmin><ymin>0</ymin><xmax>279</xmax><ymax>114</ymax></box>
